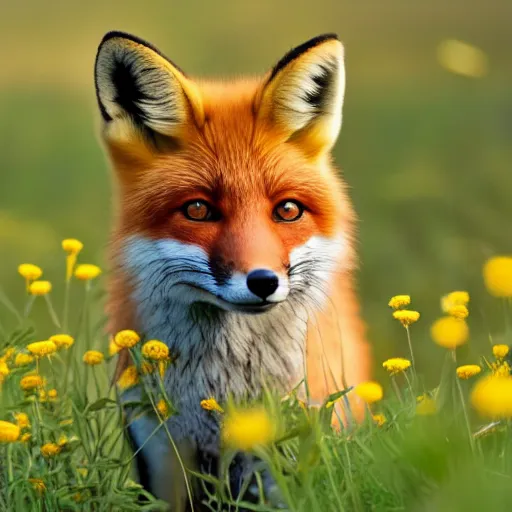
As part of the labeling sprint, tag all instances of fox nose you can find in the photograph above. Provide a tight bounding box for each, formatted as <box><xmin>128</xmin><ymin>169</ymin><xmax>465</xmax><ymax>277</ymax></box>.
<box><xmin>246</xmin><ymin>269</ymin><xmax>279</xmax><ymax>300</ymax></box>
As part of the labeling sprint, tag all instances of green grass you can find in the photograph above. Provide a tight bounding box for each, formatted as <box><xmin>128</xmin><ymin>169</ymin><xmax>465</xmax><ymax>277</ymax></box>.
<box><xmin>1</xmin><ymin>253</ymin><xmax>512</xmax><ymax>511</ymax></box>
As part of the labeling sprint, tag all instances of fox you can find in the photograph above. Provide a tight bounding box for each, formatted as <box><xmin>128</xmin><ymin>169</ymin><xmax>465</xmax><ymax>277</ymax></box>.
<box><xmin>94</xmin><ymin>30</ymin><xmax>371</xmax><ymax>509</ymax></box>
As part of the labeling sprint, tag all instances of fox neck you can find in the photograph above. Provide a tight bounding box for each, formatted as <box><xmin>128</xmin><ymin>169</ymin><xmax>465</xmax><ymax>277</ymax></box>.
<box><xmin>136</xmin><ymin>294</ymin><xmax>308</xmax><ymax>402</ymax></box>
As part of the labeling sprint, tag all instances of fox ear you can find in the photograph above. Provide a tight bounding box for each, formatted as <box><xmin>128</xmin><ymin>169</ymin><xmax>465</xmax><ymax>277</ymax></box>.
<box><xmin>94</xmin><ymin>31</ymin><xmax>204</xmax><ymax>144</ymax></box>
<box><xmin>257</xmin><ymin>34</ymin><xmax>345</xmax><ymax>157</ymax></box>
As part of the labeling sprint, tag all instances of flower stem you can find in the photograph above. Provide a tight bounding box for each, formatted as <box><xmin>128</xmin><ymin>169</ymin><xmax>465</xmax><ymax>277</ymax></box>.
<box><xmin>391</xmin><ymin>376</ymin><xmax>403</xmax><ymax>405</ymax></box>
<box><xmin>44</xmin><ymin>295</ymin><xmax>61</xmax><ymax>329</ymax></box>
<box><xmin>62</xmin><ymin>279</ymin><xmax>71</xmax><ymax>332</ymax></box>
<box><xmin>452</xmin><ymin>350</ymin><xmax>475</xmax><ymax>453</ymax></box>
<box><xmin>405</xmin><ymin>326</ymin><xmax>416</xmax><ymax>370</ymax></box>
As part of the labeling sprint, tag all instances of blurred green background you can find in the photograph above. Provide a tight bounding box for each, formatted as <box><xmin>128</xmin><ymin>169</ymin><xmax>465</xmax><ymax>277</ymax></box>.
<box><xmin>1</xmin><ymin>0</ymin><xmax>511</xmax><ymax>385</ymax></box>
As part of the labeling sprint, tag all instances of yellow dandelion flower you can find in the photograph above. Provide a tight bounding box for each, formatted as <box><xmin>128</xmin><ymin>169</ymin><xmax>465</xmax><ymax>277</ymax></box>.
<box><xmin>114</xmin><ymin>330</ymin><xmax>140</xmax><ymax>349</ymax></box>
<box><xmin>27</xmin><ymin>341</ymin><xmax>57</xmax><ymax>358</ymax></box>
<box><xmin>493</xmin><ymin>344</ymin><xmax>509</xmax><ymax>360</ymax></box>
<box><xmin>491</xmin><ymin>361</ymin><xmax>511</xmax><ymax>377</ymax></box>
<box><xmin>382</xmin><ymin>358</ymin><xmax>411</xmax><ymax>376</ymax></box>
<box><xmin>416</xmin><ymin>395</ymin><xmax>437</xmax><ymax>416</ymax></box>
<box><xmin>388</xmin><ymin>295</ymin><xmax>411</xmax><ymax>310</ymax></box>
<box><xmin>392</xmin><ymin>310</ymin><xmax>420</xmax><ymax>327</ymax></box>
<box><xmin>15</xmin><ymin>353</ymin><xmax>34</xmax><ymax>367</ymax></box>
<box><xmin>441</xmin><ymin>290</ymin><xmax>470</xmax><ymax>311</ymax></box>
<box><xmin>74</xmin><ymin>264</ymin><xmax>101</xmax><ymax>281</ymax></box>
<box><xmin>20</xmin><ymin>374</ymin><xmax>44</xmax><ymax>391</ymax></box>
<box><xmin>49</xmin><ymin>334</ymin><xmax>74</xmax><ymax>350</ymax></box>
<box><xmin>456</xmin><ymin>365</ymin><xmax>481</xmax><ymax>380</ymax></box>
<box><xmin>18</xmin><ymin>263</ymin><xmax>43</xmax><ymax>280</ymax></box>
<box><xmin>38</xmin><ymin>390</ymin><xmax>47</xmax><ymax>403</ymax></box>
<box><xmin>200</xmin><ymin>397</ymin><xmax>224</xmax><ymax>413</ymax></box>
<box><xmin>447</xmin><ymin>304</ymin><xmax>469</xmax><ymax>320</ymax></box>
<box><xmin>431</xmin><ymin>316</ymin><xmax>469</xmax><ymax>349</ymax></box>
<box><xmin>2</xmin><ymin>348</ymin><xmax>15</xmax><ymax>361</ymax></box>
<box><xmin>29</xmin><ymin>478</ymin><xmax>46</xmax><ymax>495</ymax></box>
<box><xmin>471</xmin><ymin>375</ymin><xmax>512</xmax><ymax>419</ymax></box>
<box><xmin>354</xmin><ymin>381</ymin><xmax>384</xmax><ymax>404</ymax></box>
<box><xmin>372</xmin><ymin>413</ymin><xmax>387</xmax><ymax>427</ymax></box>
<box><xmin>62</xmin><ymin>238</ymin><xmax>83</xmax><ymax>254</ymax></box>
<box><xmin>109</xmin><ymin>337</ymin><xmax>122</xmax><ymax>356</ymax></box>
<box><xmin>117</xmin><ymin>365</ymin><xmax>140</xmax><ymax>391</ymax></box>
<box><xmin>0</xmin><ymin>421</ymin><xmax>20</xmax><ymax>442</ymax></box>
<box><xmin>156</xmin><ymin>399</ymin><xmax>170</xmax><ymax>419</ymax></box>
<box><xmin>20</xmin><ymin>433</ymin><xmax>32</xmax><ymax>443</ymax></box>
<box><xmin>18</xmin><ymin>264</ymin><xmax>43</xmax><ymax>290</ymax></box>
<box><xmin>47</xmin><ymin>389</ymin><xmax>58</xmax><ymax>400</ymax></box>
<box><xmin>29</xmin><ymin>280</ymin><xmax>52</xmax><ymax>296</ymax></box>
<box><xmin>222</xmin><ymin>407</ymin><xmax>275</xmax><ymax>452</ymax></box>
<box><xmin>62</xmin><ymin>239</ymin><xmax>83</xmax><ymax>281</ymax></box>
<box><xmin>0</xmin><ymin>359</ymin><xmax>10</xmax><ymax>379</ymax></box>
<box><xmin>483</xmin><ymin>256</ymin><xmax>512</xmax><ymax>298</ymax></box>
<box><xmin>142</xmin><ymin>340</ymin><xmax>169</xmax><ymax>361</ymax></box>
<box><xmin>14</xmin><ymin>412</ymin><xmax>30</xmax><ymax>430</ymax></box>
<box><xmin>83</xmin><ymin>350</ymin><xmax>104</xmax><ymax>366</ymax></box>
<box><xmin>57</xmin><ymin>435</ymin><xmax>68</xmax><ymax>447</ymax></box>
<box><xmin>41</xmin><ymin>442</ymin><xmax>61</xmax><ymax>458</ymax></box>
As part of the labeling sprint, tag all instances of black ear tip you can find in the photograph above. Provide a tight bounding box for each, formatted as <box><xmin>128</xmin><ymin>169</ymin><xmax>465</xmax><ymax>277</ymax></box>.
<box><xmin>269</xmin><ymin>33</ymin><xmax>341</xmax><ymax>83</ymax></box>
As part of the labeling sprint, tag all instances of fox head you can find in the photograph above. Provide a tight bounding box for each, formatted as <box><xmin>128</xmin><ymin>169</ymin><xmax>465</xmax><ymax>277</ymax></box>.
<box><xmin>95</xmin><ymin>31</ymin><xmax>356</xmax><ymax>319</ymax></box>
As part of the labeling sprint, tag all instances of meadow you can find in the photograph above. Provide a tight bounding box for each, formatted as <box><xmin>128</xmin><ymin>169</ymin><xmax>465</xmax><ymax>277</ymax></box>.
<box><xmin>1</xmin><ymin>1</ymin><xmax>512</xmax><ymax>510</ymax></box>
<box><xmin>1</xmin><ymin>243</ymin><xmax>512</xmax><ymax>511</ymax></box>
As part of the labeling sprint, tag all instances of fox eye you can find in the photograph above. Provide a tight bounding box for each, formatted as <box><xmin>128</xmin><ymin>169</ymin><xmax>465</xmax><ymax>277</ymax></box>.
<box><xmin>273</xmin><ymin>200</ymin><xmax>304</xmax><ymax>222</ymax></box>
<box><xmin>182</xmin><ymin>200</ymin><xmax>216</xmax><ymax>221</ymax></box>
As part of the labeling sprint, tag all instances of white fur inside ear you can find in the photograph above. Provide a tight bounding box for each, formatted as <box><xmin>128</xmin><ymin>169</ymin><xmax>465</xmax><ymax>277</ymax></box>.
<box><xmin>95</xmin><ymin>38</ymin><xmax>186</xmax><ymax>136</ymax></box>
<box><xmin>272</xmin><ymin>47</ymin><xmax>345</xmax><ymax>145</ymax></box>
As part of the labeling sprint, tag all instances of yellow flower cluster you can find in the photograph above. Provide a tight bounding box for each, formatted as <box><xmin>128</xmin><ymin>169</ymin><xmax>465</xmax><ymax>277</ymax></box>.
<box><xmin>382</xmin><ymin>358</ymin><xmax>411</xmax><ymax>376</ymax></box>
<box><xmin>49</xmin><ymin>334</ymin><xmax>74</xmax><ymax>349</ymax></box>
<box><xmin>14</xmin><ymin>412</ymin><xmax>30</xmax><ymax>430</ymax></box>
<box><xmin>113</xmin><ymin>330</ymin><xmax>140</xmax><ymax>349</ymax></box>
<box><xmin>27</xmin><ymin>341</ymin><xmax>57</xmax><ymax>358</ymax></box>
<box><xmin>222</xmin><ymin>407</ymin><xmax>275</xmax><ymax>452</ymax></box>
<box><xmin>200</xmin><ymin>397</ymin><xmax>224</xmax><ymax>413</ymax></box>
<box><xmin>29</xmin><ymin>281</ymin><xmax>52</xmax><ymax>296</ymax></box>
<box><xmin>354</xmin><ymin>381</ymin><xmax>383</xmax><ymax>404</ymax></box>
<box><xmin>18</xmin><ymin>264</ymin><xmax>42</xmax><ymax>291</ymax></box>
<box><xmin>471</xmin><ymin>375</ymin><xmax>512</xmax><ymax>418</ymax></box>
<box><xmin>392</xmin><ymin>310</ymin><xmax>420</xmax><ymax>328</ymax></box>
<box><xmin>74</xmin><ymin>264</ymin><xmax>101</xmax><ymax>281</ymax></box>
<box><xmin>20</xmin><ymin>374</ymin><xmax>44</xmax><ymax>391</ymax></box>
<box><xmin>41</xmin><ymin>442</ymin><xmax>61</xmax><ymax>458</ymax></box>
<box><xmin>15</xmin><ymin>353</ymin><xmax>34</xmax><ymax>367</ymax></box>
<box><xmin>62</xmin><ymin>238</ymin><xmax>83</xmax><ymax>281</ymax></box>
<box><xmin>493</xmin><ymin>344</ymin><xmax>509</xmax><ymax>360</ymax></box>
<box><xmin>141</xmin><ymin>340</ymin><xmax>169</xmax><ymax>361</ymax></box>
<box><xmin>156</xmin><ymin>399</ymin><xmax>170</xmax><ymax>419</ymax></box>
<box><xmin>388</xmin><ymin>295</ymin><xmax>411</xmax><ymax>310</ymax></box>
<box><xmin>83</xmin><ymin>350</ymin><xmax>104</xmax><ymax>366</ymax></box>
<box><xmin>441</xmin><ymin>291</ymin><xmax>469</xmax><ymax>313</ymax></box>
<box><xmin>430</xmin><ymin>316</ymin><xmax>469</xmax><ymax>349</ymax></box>
<box><xmin>117</xmin><ymin>366</ymin><xmax>140</xmax><ymax>391</ymax></box>
<box><xmin>0</xmin><ymin>420</ymin><xmax>20</xmax><ymax>442</ymax></box>
<box><xmin>456</xmin><ymin>365</ymin><xmax>481</xmax><ymax>380</ymax></box>
<box><xmin>483</xmin><ymin>256</ymin><xmax>512</xmax><ymax>298</ymax></box>
<box><xmin>372</xmin><ymin>413</ymin><xmax>386</xmax><ymax>427</ymax></box>
<box><xmin>29</xmin><ymin>478</ymin><xmax>46</xmax><ymax>495</ymax></box>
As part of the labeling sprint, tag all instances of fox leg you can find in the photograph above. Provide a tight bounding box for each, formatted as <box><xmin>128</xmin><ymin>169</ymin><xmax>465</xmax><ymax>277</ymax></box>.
<box><xmin>126</xmin><ymin>416</ymin><xmax>197</xmax><ymax>511</ymax></box>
